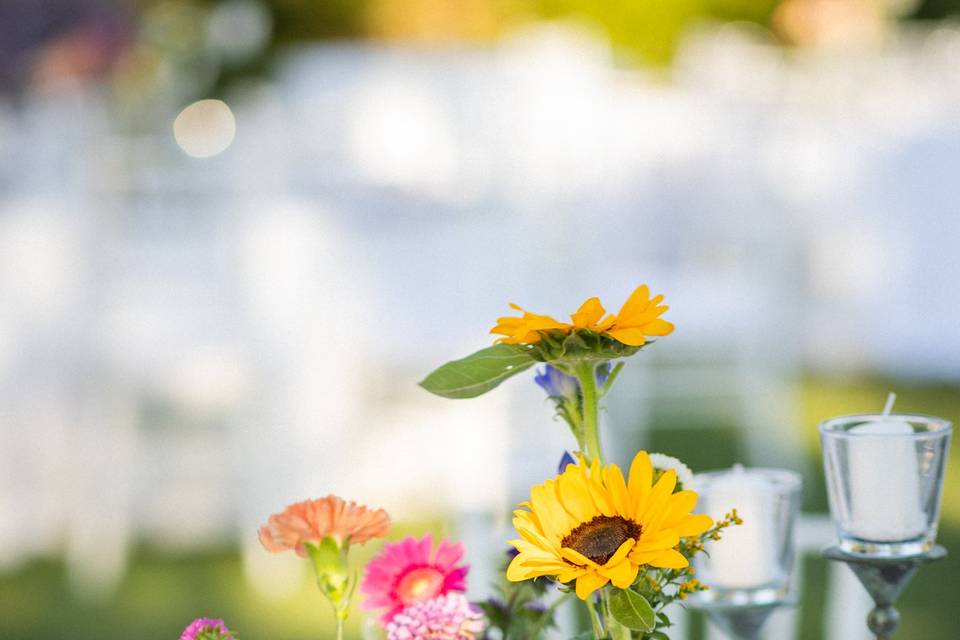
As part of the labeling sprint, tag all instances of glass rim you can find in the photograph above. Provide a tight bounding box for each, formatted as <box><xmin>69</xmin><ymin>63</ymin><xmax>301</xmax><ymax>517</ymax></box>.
<box><xmin>693</xmin><ymin>466</ymin><xmax>803</xmax><ymax>493</ymax></box>
<box><xmin>819</xmin><ymin>413</ymin><xmax>953</xmax><ymax>438</ymax></box>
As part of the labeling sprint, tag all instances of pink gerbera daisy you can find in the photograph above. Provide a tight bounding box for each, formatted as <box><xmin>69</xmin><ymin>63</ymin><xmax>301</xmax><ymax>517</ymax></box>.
<box><xmin>361</xmin><ymin>534</ymin><xmax>469</xmax><ymax>623</ymax></box>
<box><xmin>386</xmin><ymin>593</ymin><xmax>486</xmax><ymax>640</ymax></box>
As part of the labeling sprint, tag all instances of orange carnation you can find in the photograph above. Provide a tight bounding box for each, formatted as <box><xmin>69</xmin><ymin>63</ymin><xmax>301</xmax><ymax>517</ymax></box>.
<box><xmin>259</xmin><ymin>495</ymin><xmax>391</xmax><ymax>556</ymax></box>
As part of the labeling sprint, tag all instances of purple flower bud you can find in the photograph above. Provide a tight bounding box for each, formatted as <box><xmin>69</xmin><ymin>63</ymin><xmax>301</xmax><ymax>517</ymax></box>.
<box><xmin>533</xmin><ymin>365</ymin><xmax>579</xmax><ymax>400</ymax></box>
<box><xmin>595</xmin><ymin>362</ymin><xmax>613</xmax><ymax>388</ymax></box>
<box><xmin>558</xmin><ymin>451</ymin><xmax>576</xmax><ymax>474</ymax></box>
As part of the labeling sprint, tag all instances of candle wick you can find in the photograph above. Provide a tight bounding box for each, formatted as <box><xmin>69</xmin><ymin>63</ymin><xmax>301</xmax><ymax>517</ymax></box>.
<box><xmin>882</xmin><ymin>391</ymin><xmax>897</xmax><ymax>418</ymax></box>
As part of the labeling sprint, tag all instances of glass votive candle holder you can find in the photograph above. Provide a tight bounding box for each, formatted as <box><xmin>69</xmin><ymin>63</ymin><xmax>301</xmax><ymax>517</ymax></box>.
<box><xmin>819</xmin><ymin>413</ymin><xmax>952</xmax><ymax>557</ymax></box>
<box><xmin>692</xmin><ymin>465</ymin><xmax>803</xmax><ymax>605</ymax></box>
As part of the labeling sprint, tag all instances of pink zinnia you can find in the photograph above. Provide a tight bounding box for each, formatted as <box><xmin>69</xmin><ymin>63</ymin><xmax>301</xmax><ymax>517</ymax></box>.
<box><xmin>179</xmin><ymin>618</ymin><xmax>233</xmax><ymax>640</ymax></box>
<box><xmin>361</xmin><ymin>534</ymin><xmax>469</xmax><ymax>623</ymax></box>
<box><xmin>386</xmin><ymin>593</ymin><xmax>486</xmax><ymax>640</ymax></box>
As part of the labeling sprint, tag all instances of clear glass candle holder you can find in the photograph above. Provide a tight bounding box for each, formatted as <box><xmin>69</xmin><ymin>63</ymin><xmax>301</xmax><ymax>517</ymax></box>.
<box><xmin>820</xmin><ymin>413</ymin><xmax>952</xmax><ymax>557</ymax></box>
<box><xmin>692</xmin><ymin>466</ymin><xmax>803</xmax><ymax>605</ymax></box>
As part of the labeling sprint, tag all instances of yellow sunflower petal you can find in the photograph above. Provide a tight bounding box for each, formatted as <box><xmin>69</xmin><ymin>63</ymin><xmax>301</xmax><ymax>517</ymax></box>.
<box><xmin>508</xmin><ymin>554</ymin><xmax>572</xmax><ymax>581</ymax></box>
<box><xmin>595</xmin><ymin>314</ymin><xmax>617</xmax><ymax>332</ymax></box>
<box><xmin>639</xmin><ymin>469</ymin><xmax>677</xmax><ymax>528</ymax></box>
<box><xmin>587</xmin><ymin>458</ymin><xmax>615</xmax><ymax>516</ymax></box>
<box><xmin>676</xmin><ymin>513</ymin><xmax>714</xmax><ymax>537</ymax></box>
<box><xmin>643</xmin><ymin>318</ymin><xmax>674</xmax><ymax>336</ymax></box>
<box><xmin>603</xmin><ymin>464</ymin><xmax>631</xmax><ymax>516</ymax></box>
<box><xmin>616</xmin><ymin>285</ymin><xmax>652</xmax><ymax>323</ymax></box>
<box><xmin>605</xmin><ymin>327</ymin><xmax>647</xmax><ymax>347</ymax></box>
<box><xmin>490</xmin><ymin>303</ymin><xmax>572</xmax><ymax>345</ymax></box>
<box><xmin>530</xmin><ymin>481</ymin><xmax>573</xmax><ymax>540</ymax></box>
<box><xmin>627</xmin><ymin>451</ymin><xmax>653</xmax><ymax>518</ymax></box>
<box><xmin>601</xmin><ymin>558</ymin><xmax>640</xmax><ymax>589</ymax></box>
<box><xmin>575</xmin><ymin>571</ymin><xmax>609</xmax><ymax>600</ymax></box>
<box><xmin>662</xmin><ymin>490</ymin><xmax>698</xmax><ymax>527</ymax></box>
<box><xmin>513</xmin><ymin>514</ymin><xmax>557</xmax><ymax>552</ymax></box>
<box><xmin>622</xmin><ymin>300</ymin><xmax>668</xmax><ymax>326</ymax></box>
<box><xmin>524</xmin><ymin>312</ymin><xmax>569</xmax><ymax>332</ymax></box>
<box><xmin>633</xmin><ymin>529</ymin><xmax>679</xmax><ymax>552</ymax></box>
<box><xmin>630</xmin><ymin>548</ymin><xmax>668</xmax><ymax>565</ymax></box>
<box><xmin>557</xmin><ymin>566</ymin><xmax>588</xmax><ymax>583</ymax></box>
<box><xmin>507</xmin><ymin>555</ymin><xmax>537</xmax><ymax>581</ymax></box>
<box><xmin>571</xmin><ymin>297</ymin><xmax>607</xmax><ymax>328</ymax></box>
<box><xmin>557</xmin><ymin>466</ymin><xmax>601</xmax><ymax>523</ymax></box>
<box><xmin>604</xmin><ymin>539</ymin><xmax>636</xmax><ymax>566</ymax></box>
<box><xmin>560</xmin><ymin>546</ymin><xmax>599</xmax><ymax>568</ymax></box>
<box><xmin>510</xmin><ymin>538</ymin><xmax>560</xmax><ymax>560</ymax></box>
<box><xmin>648</xmin><ymin>548</ymin><xmax>689</xmax><ymax>570</ymax></box>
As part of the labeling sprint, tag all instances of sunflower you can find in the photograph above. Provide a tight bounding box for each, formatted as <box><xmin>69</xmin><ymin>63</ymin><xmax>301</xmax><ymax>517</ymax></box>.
<box><xmin>490</xmin><ymin>285</ymin><xmax>673</xmax><ymax>347</ymax></box>
<box><xmin>506</xmin><ymin>452</ymin><xmax>712</xmax><ymax>599</ymax></box>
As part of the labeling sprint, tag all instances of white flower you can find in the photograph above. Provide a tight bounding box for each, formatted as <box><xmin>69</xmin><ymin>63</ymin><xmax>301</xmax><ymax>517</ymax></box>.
<box><xmin>648</xmin><ymin>453</ymin><xmax>693</xmax><ymax>488</ymax></box>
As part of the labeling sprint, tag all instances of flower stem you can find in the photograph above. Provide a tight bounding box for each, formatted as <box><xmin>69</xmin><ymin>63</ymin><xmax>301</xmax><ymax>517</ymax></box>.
<box><xmin>529</xmin><ymin>591</ymin><xmax>573</xmax><ymax>639</ymax></box>
<box><xmin>585</xmin><ymin>596</ymin><xmax>605</xmax><ymax>640</ymax></box>
<box><xmin>576</xmin><ymin>362</ymin><xmax>604</xmax><ymax>464</ymax></box>
<box><xmin>335</xmin><ymin>618</ymin><xmax>344</xmax><ymax>640</ymax></box>
<box><xmin>601</xmin><ymin>588</ymin><xmax>614</xmax><ymax>631</ymax></box>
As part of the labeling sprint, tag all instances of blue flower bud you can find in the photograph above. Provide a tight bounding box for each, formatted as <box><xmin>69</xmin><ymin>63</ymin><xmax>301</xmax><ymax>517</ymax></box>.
<box><xmin>533</xmin><ymin>365</ymin><xmax>579</xmax><ymax>401</ymax></box>
<box><xmin>595</xmin><ymin>362</ymin><xmax>613</xmax><ymax>388</ymax></box>
<box><xmin>558</xmin><ymin>451</ymin><xmax>576</xmax><ymax>474</ymax></box>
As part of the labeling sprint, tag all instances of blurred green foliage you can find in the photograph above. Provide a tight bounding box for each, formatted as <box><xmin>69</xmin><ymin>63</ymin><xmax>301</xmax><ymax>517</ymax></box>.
<box><xmin>153</xmin><ymin>0</ymin><xmax>784</xmax><ymax>71</ymax></box>
<box><xmin>132</xmin><ymin>0</ymin><xmax>960</xmax><ymax>100</ymax></box>
<box><xmin>529</xmin><ymin>0</ymin><xmax>780</xmax><ymax>65</ymax></box>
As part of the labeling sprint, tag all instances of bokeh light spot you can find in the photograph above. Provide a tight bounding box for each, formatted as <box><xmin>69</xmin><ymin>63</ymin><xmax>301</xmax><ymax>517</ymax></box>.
<box><xmin>173</xmin><ymin>99</ymin><xmax>236</xmax><ymax>158</ymax></box>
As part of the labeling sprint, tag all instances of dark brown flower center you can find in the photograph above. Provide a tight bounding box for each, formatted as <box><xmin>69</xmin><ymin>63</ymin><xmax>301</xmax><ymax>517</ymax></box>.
<box><xmin>561</xmin><ymin>515</ymin><xmax>642</xmax><ymax>565</ymax></box>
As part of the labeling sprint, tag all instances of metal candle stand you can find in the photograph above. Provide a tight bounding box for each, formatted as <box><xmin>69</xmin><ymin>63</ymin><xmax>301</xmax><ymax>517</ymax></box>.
<box><xmin>822</xmin><ymin>545</ymin><xmax>947</xmax><ymax>640</ymax></box>
<box><xmin>695</xmin><ymin>598</ymin><xmax>796</xmax><ymax>640</ymax></box>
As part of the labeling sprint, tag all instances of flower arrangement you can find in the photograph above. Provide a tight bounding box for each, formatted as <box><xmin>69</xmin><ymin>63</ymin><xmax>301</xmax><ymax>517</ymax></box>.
<box><xmin>418</xmin><ymin>285</ymin><xmax>740</xmax><ymax>639</ymax></box>
<box><xmin>189</xmin><ymin>284</ymin><xmax>736</xmax><ymax>640</ymax></box>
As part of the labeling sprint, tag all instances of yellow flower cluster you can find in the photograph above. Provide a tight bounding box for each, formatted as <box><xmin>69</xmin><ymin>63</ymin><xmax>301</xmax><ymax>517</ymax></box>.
<box><xmin>490</xmin><ymin>285</ymin><xmax>674</xmax><ymax>347</ymax></box>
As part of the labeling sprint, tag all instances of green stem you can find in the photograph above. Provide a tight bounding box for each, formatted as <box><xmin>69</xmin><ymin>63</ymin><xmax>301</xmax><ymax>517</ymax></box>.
<box><xmin>600</xmin><ymin>362</ymin><xmax>625</xmax><ymax>396</ymax></box>
<box><xmin>335</xmin><ymin>618</ymin><xmax>343</xmax><ymax>640</ymax></box>
<box><xmin>585</xmin><ymin>596</ymin><xmax>605</xmax><ymax>640</ymax></box>
<box><xmin>602</xmin><ymin>588</ymin><xmax>613</xmax><ymax>623</ymax></box>
<box><xmin>576</xmin><ymin>362</ymin><xmax>604</xmax><ymax>464</ymax></box>
<box><xmin>529</xmin><ymin>592</ymin><xmax>573</xmax><ymax>639</ymax></box>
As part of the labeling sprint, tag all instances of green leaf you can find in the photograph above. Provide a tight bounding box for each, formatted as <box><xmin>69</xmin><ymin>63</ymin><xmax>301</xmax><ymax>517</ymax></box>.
<box><xmin>419</xmin><ymin>344</ymin><xmax>536</xmax><ymax>399</ymax></box>
<box><xmin>646</xmin><ymin>632</ymin><xmax>670</xmax><ymax>640</ymax></box>
<box><xmin>608</xmin><ymin>619</ymin><xmax>633</xmax><ymax>640</ymax></box>
<box><xmin>609</xmin><ymin>589</ymin><xmax>656</xmax><ymax>632</ymax></box>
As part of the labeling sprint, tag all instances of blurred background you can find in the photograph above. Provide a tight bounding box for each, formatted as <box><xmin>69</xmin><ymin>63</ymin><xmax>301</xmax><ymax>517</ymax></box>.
<box><xmin>1</xmin><ymin>0</ymin><xmax>959</xmax><ymax>638</ymax></box>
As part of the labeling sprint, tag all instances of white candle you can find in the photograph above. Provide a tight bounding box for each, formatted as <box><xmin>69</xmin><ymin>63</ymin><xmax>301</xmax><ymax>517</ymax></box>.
<box><xmin>701</xmin><ymin>465</ymin><xmax>779</xmax><ymax>589</ymax></box>
<box><xmin>846</xmin><ymin>394</ymin><xmax>925</xmax><ymax>541</ymax></box>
